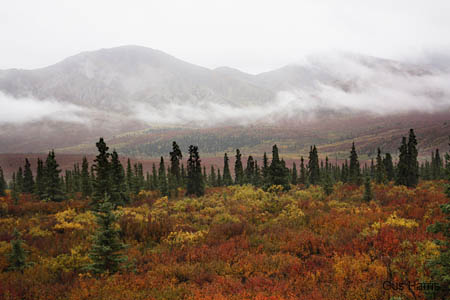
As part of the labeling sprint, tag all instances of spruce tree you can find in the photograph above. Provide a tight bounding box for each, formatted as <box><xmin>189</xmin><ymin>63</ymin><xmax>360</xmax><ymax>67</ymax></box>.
<box><xmin>151</xmin><ymin>163</ymin><xmax>158</xmax><ymax>191</ymax></box>
<box><xmin>110</xmin><ymin>150</ymin><xmax>127</xmax><ymax>207</ymax></box>
<box><xmin>81</xmin><ymin>156</ymin><xmax>92</xmax><ymax>198</ymax></box>
<box><xmin>268</xmin><ymin>145</ymin><xmax>290</xmax><ymax>190</ymax></box>
<box><xmin>308</xmin><ymin>146</ymin><xmax>320</xmax><ymax>185</ymax></box>
<box><xmin>0</xmin><ymin>167</ymin><xmax>6</xmax><ymax>197</ymax></box>
<box><xmin>34</xmin><ymin>158</ymin><xmax>45</xmax><ymax>200</ymax></box>
<box><xmin>169</xmin><ymin>141</ymin><xmax>183</xmax><ymax>191</ymax></box>
<box><xmin>245</xmin><ymin>156</ymin><xmax>255</xmax><ymax>185</ymax></box>
<box><xmin>234</xmin><ymin>149</ymin><xmax>244</xmax><ymax>185</ymax></box>
<box><xmin>186</xmin><ymin>145</ymin><xmax>204</xmax><ymax>197</ymax></box>
<box><xmin>86</xmin><ymin>195</ymin><xmax>128</xmax><ymax>275</ymax></box>
<box><xmin>7</xmin><ymin>228</ymin><xmax>30</xmax><ymax>272</ymax></box>
<box><xmin>158</xmin><ymin>157</ymin><xmax>168</xmax><ymax>197</ymax></box>
<box><xmin>11</xmin><ymin>173</ymin><xmax>19</xmax><ymax>205</ymax></box>
<box><xmin>217</xmin><ymin>169</ymin><xmax>222</xmax><ymax>187</ymax></box>
<box><xmin>262</xmin><ymin>152</ymin><xmax>270</xmax><ymax>187</ymax></box>
<box><xmin>222</xmin><ymin>153</ymin><xmax>233</xmax><ymax>186</ymax></box>
<box><xmin>23</xmin><ymin>159</ymin><xmax>34</xmax><ymax>194</ymax></box>
<box><xmin>126</xmin><ymin>159</ymin><xmax>134</xmax><ymax>194</ymax></box>
<box><xmin>432</xmin><ymin>149</ymin><xmax>443</xmax><ymax>180</ymax></box>
<box><xmin>92</xmin><ymin>138</ymin><xmax>111</xmax><ymax>207</ymax></box>
<box><xmin>291</xmin><ymin>162</ymin><xmax>298</xmax><ymax>185</ymax></box>
<box><xmin>383</xmin><ymin>153</ymin><xmax>395</xmax><ymax>182</ymax></box>
<box><xmin>16</xmin><ymin>167</ymin><xmax>23</xmax><ymax>194</ymax></box>
<box><xmin>43</xmin><ymin>150</ymin><xmax>64</xmax><ymax>202</ymax></box>
<box><xmin>299</xmin><ymin>156</ymin><xmax>306</xmax><ymax>185</ymax></box>
<box><xmin>397</xmin><ymin>136</ymin><xmax>410</xmax><ymax>186</ymax></box>
<box><xmin>375</xmin><ymin>148</ymin><xmax>386</xmax><ymax>184</ymax></box>
<box><xmin>363</xmin><ymin>176</ymin><xmax>373</xmax><ymax>202</ymax></box>
<box><xmin>349</xmin><ymin>142</ymin><xmax>362</xmax><ymax>185</ymax></box>
<box><xmin>406</xmin><ymin>128</ymin><xmax>419</xmax><ymax>187</ymax></box>
<box><xmin>209</xmin><ymin>166</ymin><xmax>217</xmax><ymax>187</ymax></box>
<box><xmin>322</xmin><ymin>171</ymin><xmax>333</xmax><ymax>196</ymax></box>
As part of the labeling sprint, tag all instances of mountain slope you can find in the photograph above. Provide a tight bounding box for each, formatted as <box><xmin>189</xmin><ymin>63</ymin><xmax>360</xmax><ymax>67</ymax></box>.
<box><xmin>0</xmin><ymin>46</ymin><xmax>449</xmax><ymax>154</ymax></box>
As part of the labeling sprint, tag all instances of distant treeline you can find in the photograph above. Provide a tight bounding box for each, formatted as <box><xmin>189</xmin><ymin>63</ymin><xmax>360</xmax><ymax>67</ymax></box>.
<box><xmin>0</xmin><ymin>128</ymin><xmax>448</xmax><ymax>204</ymax></box>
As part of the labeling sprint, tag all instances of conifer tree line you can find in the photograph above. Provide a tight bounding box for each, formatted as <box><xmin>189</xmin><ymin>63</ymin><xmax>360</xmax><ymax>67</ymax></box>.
<box><xmin>1</xmin><ymin>129</ymin><xmax>448</xmax><ymax>202</ymax></box>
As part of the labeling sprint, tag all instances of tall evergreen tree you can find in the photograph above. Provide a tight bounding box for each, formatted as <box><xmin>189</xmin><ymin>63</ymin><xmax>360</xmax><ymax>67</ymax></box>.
<box><xmin>209</xmin><ymin>166</ymin><xmax>217</xmax><ymax>187</ymax></box>
<box><xmin>299</xmin><ymin>156</ymin><xmax>307</xmax><ymax>185</ymax></box>
<box><xmin>432</xmin><ymin>149</ymin><xmax>443</xmax><ymax>180</ymax></box>
<box><xmin>245</xmin><ymin>156</ymin><xmax>255</xmax><ymax>185</ymax></box>
<box><xmin>217</xmin><ymin>169</ymin><xmax>222</xmax><ymax>187</ymax></box>
<box><xmin>383</xmin><ymin>153</ymin><xmax>395</xmax><ymax>182</ymax></box>
<box><xmin>158</xmin><ymin>157</ymin><xmax>168</xmax><ymax>197</ymax></box>
<box><xmin>110</xmin><ymin>150</ymin><xmax>127</xmax><ymax>207</ymax></box>
<box><xmin>81</xmin><ymin>156</ymin><xmax>92</xmax><ymax>198</ymax></box>
<box><xmin>151</xmin><ymin>163</ymin><xmax>158</xmax><ymax>191</ymax></box>
<box><xmin>169</xmin><ymin>141</ymin><xmax>183</xmax><ymax>190</ymax></box>
<box><xmin>396</xmin><ymin>136</ymin><xmax>409</xmax><ymax>186</ymax></box>
<box><xmin>363</xmin><ymin>176</ymin><xmax>373</xmax><ymax>202</ymax></box>
<box><xmin>0</xmin><ymin>167</ymin><xmax>6</xmax><ymax>197</ymax></box>
<box><xmin>262</xmin><ymin>152</ymin><xmax>270</xmax><ymax>187</ymax></box>
<box><xmin>349</xmin><ymin>142</ymin><xmax>362</xmax><ymax>185</ymax></box>
<box><xmin>86</xmin><ymin>195</ymin><xmax>128</xmax><ymax>275</ymax></box>
<box><xmin>222</xmin><ymin>153</ymin><xmax>233</xmax><ymax>186</ymax></box>
<box><xmin>234</xmin><ymin>149</ymin><xmax>244</xmax><ymax>185</ymax></box>
<box><xmin>308</xmin><ymin>146</ymin><xmax>320</xmax><ymax>185</ymax></box>
<box><xmin>34</xmin><ymin>158</ymin><xmax>45</xmax><ymax>200</ymax></box>
<box><xmin>186</xmin><ymin>145</ymin><xmax>204</xmax><ymax>197</ymax></box>
<box><xmin>407</xmin><ymin>128</ymin><xmax>419</xmax><ymax>187</ymax></box>
<box><xmin>11</xmin><ymin>173</ymin><xmax>19</xmax><ymax>205</ymax></box>
<box><xmin>268</xmin><ymin>145</ymin><xmax>290</xmax><ymax>190</ymax></box>
<box><xmin>7</xmin><ymin>229</ymin><xmax>30</xmax><ymax>272</ymax></box>
<box><xmin>22</xmin><ymin>159</ymin><xmax>34</xmax><ymax>194</ymax></box>
<box><xmin>126</xmin><ymin>159</ymin><xmax>134</xmax><ymax>194</ymax></box>
<box><xmin>291</xmin><ymin>162</ymin><xmax>298</xmax><ymax>185</ymax></box>
<box><xmin>375</xmin><ymin>148</ymin><xmax>386</xmax><ymax>184</ymax></box>
<box><xmin>16</xmin><ymin>167</ymin><xmax>23</xmax><ymax>194</ymax></box>
<box><xmin>92</xmin><ymin>138</ymin><xmax>111</xmax><ymax>207</ymax></box>
<box><xmin>43</xmin><ymin>150</ymin><xmax>64</xmax><ymax>202</ymax></box>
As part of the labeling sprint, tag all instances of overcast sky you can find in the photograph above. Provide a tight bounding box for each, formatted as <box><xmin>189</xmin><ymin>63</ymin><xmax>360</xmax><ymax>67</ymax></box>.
<box><xmin>1</xmin><ymin>0</ymin><xmax>449</xmax><ymax>73</ymax></box>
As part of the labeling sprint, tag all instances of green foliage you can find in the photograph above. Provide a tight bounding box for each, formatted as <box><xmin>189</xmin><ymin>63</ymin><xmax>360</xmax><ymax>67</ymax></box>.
<box><xmin>110</xmin><ymin>150</ymin><xmax>128</xmax><ymax>207</ymax></box>
<box><xmin>268</xmin><ymin>145</ymin><xmax>290</xmax><ymax>191</ymax></box>
<box><xmin>234</xmin><ymin>149</ymin><xmax>244</xmax><ymax>185</ymax></box>
<box><xmin>81</xmin><ymin>156</ymin><xmax>92</xmax><ymax>198</ymax></box>
<box><xmin>349</xmin><ymin>142</ymin><xmax>362</xmax><ymax>185</ymax></box>
<box><xmin>158</xmin><ymin>156</ymin><xmax>168</xmax><ymax>197</ymax></box>
<box><xmin>222</xmin><ymin>153</ymin><xmax>233</xmax><ymax>186</ymax></box>
<box><xmin>86</xmin><ymin>195</ymin><xmax>128</xmax><ymax>275</ymax></box>
<box><xmin>43</xmin><ymin>150</ymin><xmax>64</xmax><ymax>202</ymax></box>
<box><xmin>92</xmin><ymin>138</ymin><xmax>112</xmax><ymax>207</ymax></box>
<box><xmin>363</xmin><ymin>176</ymin><xmax>372</xmax><ymax>202</ymax></box>
<box><xmin>308</xmin><ymin>145</ymin><xmax>320</xmax><ymax>185</ymax></box>
<box><xmin>7</xmin><ymin>228</ymin><xmax>30</xmax><ymax>272</ymax></box>
<box><xmin>186</xmin><ymin>145</ymin><xmax>204</xmax><ymax>197</ymax></box>
<box><xmin>23</xmin><ymin>159</ymin><xmax>34</xmax><ymax>194</ymax></box>
<box><xmin>0</xmin><ymin>166</ymin><xmax>5</xmax><ymax>197</ymax></box>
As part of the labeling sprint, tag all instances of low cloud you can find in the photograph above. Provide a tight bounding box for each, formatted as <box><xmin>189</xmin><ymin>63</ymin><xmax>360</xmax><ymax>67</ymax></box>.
<box><xmin>132</xmin><ymin>53</ymin><xmax>450</xmax><ymax>126</ymax></box>
<box><xmin>0</xmin><ymin>92</ymin><xmax>89</xmax><ymax>124</ymax></box>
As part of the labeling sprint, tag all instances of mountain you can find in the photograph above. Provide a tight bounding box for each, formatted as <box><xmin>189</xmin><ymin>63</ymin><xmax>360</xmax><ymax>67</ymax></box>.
<box><xmin>0</xmin><ymin>45</ymin><xmax>274</xmax><ymax>112</ymax></box>
<box><xmin>0</xmin><ymin>46</ymin><xmax>449</xmax><ymax>155</ymax></box>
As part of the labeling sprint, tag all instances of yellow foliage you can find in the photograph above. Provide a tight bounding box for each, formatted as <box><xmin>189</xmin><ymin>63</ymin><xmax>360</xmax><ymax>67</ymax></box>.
<box><xmin>54</xmin><ymin>208</ymin><xmax>95</xmax><ymax>231</ymax></box>
<box><xmin>41</xmin><ymin>245</ymin><xmax>91</xmax><ymax>274</ymax></box>
<box><xmin>361</xmin><ymin>212</ymin><xmax>418</xmax><ymax>237</ymax></box>
<box><xmin>163</xmin><ymin>230</ymin><xmax>207</xmax><ymax>249</ymax></box>
<box><xmin>28</xmin><ymin>225</ymin><xmax>52</xmax><ymax>238</ymax></box>
<box><xmin>273</xmin><ymin>203</ymin><xmax>305</xmax><ymax>227</ymax></box>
